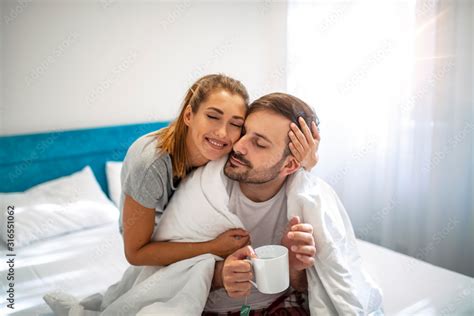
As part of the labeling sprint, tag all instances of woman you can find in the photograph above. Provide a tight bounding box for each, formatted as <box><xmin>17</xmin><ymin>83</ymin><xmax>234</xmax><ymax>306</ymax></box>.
<box><xmin>120</xmin><ymin>74</ymin><xmax>320</xmax><ymax>267</ymax></box>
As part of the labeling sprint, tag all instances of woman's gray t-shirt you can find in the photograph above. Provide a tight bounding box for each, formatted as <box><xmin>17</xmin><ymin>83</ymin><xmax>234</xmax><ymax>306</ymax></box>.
<box><xmin>118</xmin><ymin>131</ymin><xmax>177</xmax><ymax>234</ymax></box>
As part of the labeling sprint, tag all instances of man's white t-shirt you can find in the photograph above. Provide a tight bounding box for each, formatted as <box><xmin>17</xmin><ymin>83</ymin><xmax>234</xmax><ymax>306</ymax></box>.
<box><xmin>204</xmin><ymin>180</ymin><xmax>290</xmax><ymax>313</ymax></box>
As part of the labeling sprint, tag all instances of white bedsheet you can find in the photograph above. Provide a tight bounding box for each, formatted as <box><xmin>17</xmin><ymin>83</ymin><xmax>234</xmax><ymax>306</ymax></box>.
<box><xmin>357</xmin><ymin>240</ymin><xmax>473</xmax><ymax>315</ymax></box>
<box><xmin>1</xmin><ymin>224</ymin><xmax>472</xmax><ymax>315</ymax></box>
<box><xmin>0</xmin><ymin>224</ymin><xmax>129</xmax><ymax>316</ymax></box>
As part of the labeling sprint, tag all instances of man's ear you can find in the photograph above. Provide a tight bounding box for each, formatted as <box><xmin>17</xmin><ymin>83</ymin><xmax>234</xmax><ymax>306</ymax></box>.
<box><xmin>281</xmin><ymin>155</ymin><xmax>301</xmax><ymax>177</ymax></box>
<box><xmin>183</xmin><ymin>105</ymin><xmax>193</xmax><ymax>127</ymax></box>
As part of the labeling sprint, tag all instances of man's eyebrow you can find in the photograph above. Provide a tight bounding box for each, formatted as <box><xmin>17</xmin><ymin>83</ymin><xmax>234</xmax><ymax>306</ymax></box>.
<box><xmin>254</xmin><ymin>132</ymin><xmax>272</xmax><ymax>144</ymax></box>
<box><xmin>207</xmin><ymin>107</ymin><xmax>244</xmax><ymax>120</ymax></box>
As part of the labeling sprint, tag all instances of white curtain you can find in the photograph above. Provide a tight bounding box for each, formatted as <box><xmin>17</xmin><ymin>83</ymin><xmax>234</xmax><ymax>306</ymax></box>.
<box><xmin>287</xmin><ymin>0</ymin><xmax>473</xmax><ymax>277</ymax></box>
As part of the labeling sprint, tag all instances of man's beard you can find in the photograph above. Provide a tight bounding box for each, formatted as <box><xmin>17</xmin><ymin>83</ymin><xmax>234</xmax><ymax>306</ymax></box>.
<box><xmin>224</xmin><ymin>152</ymin><xmax>287</xmax><ymax>184</ymax></box>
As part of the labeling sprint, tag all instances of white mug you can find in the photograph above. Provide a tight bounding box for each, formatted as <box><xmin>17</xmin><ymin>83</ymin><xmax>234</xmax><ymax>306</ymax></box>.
<box><xmin>246</xmin><ymin>245</ymin><xmax>290</xmax><ymax>294</ymax></box>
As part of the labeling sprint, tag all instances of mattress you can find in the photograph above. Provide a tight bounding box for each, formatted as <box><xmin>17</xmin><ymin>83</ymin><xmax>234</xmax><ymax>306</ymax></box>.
<box><xmin>357</xmin><ymin>240</ymin><xmax>473</xmax><ymax>315</ymax></box>
<box><xmin>1</xmin><ymin>224</ymin><xmax>472</xmax><ymax>315</ymax></box>
<box><xmin>0</xmin><ymin>224</ymin><xmax>130</xmax><ymax>316</ymax></box>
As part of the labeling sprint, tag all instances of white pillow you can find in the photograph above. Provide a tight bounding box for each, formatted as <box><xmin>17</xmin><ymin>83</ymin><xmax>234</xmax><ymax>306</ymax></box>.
<box><xmin>0</xmin><ymin>166</ymin><xmax>118</xmax><ymax>248</ymax></box>
<box><xmin>106</xmin><ymin>161</ymin><xmax>123</xmax><ymax>207</ymax></box>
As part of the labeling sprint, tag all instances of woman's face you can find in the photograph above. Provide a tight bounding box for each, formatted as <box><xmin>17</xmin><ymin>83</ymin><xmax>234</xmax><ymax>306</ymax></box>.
<box><xmin>185</xmin><ymin>89</ymin><xmax>247</xmax><ymax>162</ymax></box>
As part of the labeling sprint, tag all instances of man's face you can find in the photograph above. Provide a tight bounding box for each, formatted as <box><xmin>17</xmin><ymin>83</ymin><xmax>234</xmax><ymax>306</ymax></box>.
<box><xmin>224</xmin><ymin>110</ymin><xmax>291</xmax><ymax>184</ymax></box>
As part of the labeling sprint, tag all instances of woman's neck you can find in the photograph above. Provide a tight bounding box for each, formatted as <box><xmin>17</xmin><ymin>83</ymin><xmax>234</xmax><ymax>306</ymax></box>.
<box><xmin>185</xmin><ymin>132</ymin><xmax>209</xmax><ymax>168</ymax></box>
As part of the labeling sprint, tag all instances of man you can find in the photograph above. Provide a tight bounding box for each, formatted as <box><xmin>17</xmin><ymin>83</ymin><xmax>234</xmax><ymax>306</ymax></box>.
<box><xmin>204</xmin><ymin>92</ymin><xmax>319</xmax><ymax>315</ymax></box>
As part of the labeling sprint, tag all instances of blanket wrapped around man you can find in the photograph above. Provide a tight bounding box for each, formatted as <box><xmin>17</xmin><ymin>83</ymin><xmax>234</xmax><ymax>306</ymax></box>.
<box><xmin>44</xmin><ymin>157</ymin><xmax>383</xmax><ymax>315</ymax></box>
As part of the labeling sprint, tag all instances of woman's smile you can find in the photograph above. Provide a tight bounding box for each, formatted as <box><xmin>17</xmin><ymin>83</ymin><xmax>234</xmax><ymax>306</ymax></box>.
<box><xmin>205</xmin><ymin>136</ymin><xmax>229</xmax><ymax>150</ymax></box>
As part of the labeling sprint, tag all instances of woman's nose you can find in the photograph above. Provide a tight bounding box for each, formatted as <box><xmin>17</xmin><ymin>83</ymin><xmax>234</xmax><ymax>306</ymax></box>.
<box><xmin>215</xmin><ymin>123</ymin><xmax>227</xmax><ymax>139</ymax></box>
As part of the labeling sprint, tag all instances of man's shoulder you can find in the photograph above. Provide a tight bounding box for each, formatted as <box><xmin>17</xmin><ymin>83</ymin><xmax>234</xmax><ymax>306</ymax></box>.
<box><xmin>286</xmin><ymin>170</ymin><xmax>339</xmax><ymax>200</ymax></box>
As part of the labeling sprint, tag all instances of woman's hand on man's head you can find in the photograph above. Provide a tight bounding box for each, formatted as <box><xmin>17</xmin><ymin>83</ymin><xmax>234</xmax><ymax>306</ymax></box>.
<box><xmin>288</xmin><ymin>117</ymin><xmax>320</xmax><ymax>171</ymax></box>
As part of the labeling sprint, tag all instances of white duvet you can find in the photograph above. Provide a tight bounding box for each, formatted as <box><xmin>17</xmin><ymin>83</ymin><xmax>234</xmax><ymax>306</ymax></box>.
<box><xmin>44</xmin><ymin>157</ymin><xmax>383</xmax><ymax>315</ymax></box>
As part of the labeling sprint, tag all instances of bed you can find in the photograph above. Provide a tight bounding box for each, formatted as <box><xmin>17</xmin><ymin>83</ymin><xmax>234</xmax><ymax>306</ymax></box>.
<box><xmin>0</xmin><ymin>122</ymin><xmax>472</xmax><ymax>315</ymax></box>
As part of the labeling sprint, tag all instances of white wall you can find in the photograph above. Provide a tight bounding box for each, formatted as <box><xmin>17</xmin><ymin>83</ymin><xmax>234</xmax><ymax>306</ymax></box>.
<box><xmin>0</xmin><ymin>0</ymin><xmax>287</xmax><ymax>136</ymax></box>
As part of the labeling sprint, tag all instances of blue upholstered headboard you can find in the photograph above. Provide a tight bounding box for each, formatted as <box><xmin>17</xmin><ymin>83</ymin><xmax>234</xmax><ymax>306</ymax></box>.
<box><xmin>0</xmin><ymin>121</ymin><xmax>170</xmax><ymax>196</ymax></box>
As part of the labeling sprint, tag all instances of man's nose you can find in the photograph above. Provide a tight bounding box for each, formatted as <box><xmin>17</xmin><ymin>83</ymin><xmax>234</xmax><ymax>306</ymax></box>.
<box><xmin>233</xmin><ymin>136</ymin><xmax>247</xmax><ymax>155</ymax></box>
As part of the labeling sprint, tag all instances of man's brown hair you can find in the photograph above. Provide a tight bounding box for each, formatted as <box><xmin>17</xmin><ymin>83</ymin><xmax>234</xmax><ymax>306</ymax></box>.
<box><xmin>247</xmin><ymin>92</ymin><xmax>319</xmax><ymax>155</ymax></box>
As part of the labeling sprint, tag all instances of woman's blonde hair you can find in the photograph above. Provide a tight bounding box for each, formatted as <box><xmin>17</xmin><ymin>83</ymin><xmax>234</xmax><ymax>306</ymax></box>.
<box><xmin>150</xmin><ymin>74</ymin><xmax>249</xmax><ymax>179</ymax></box>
